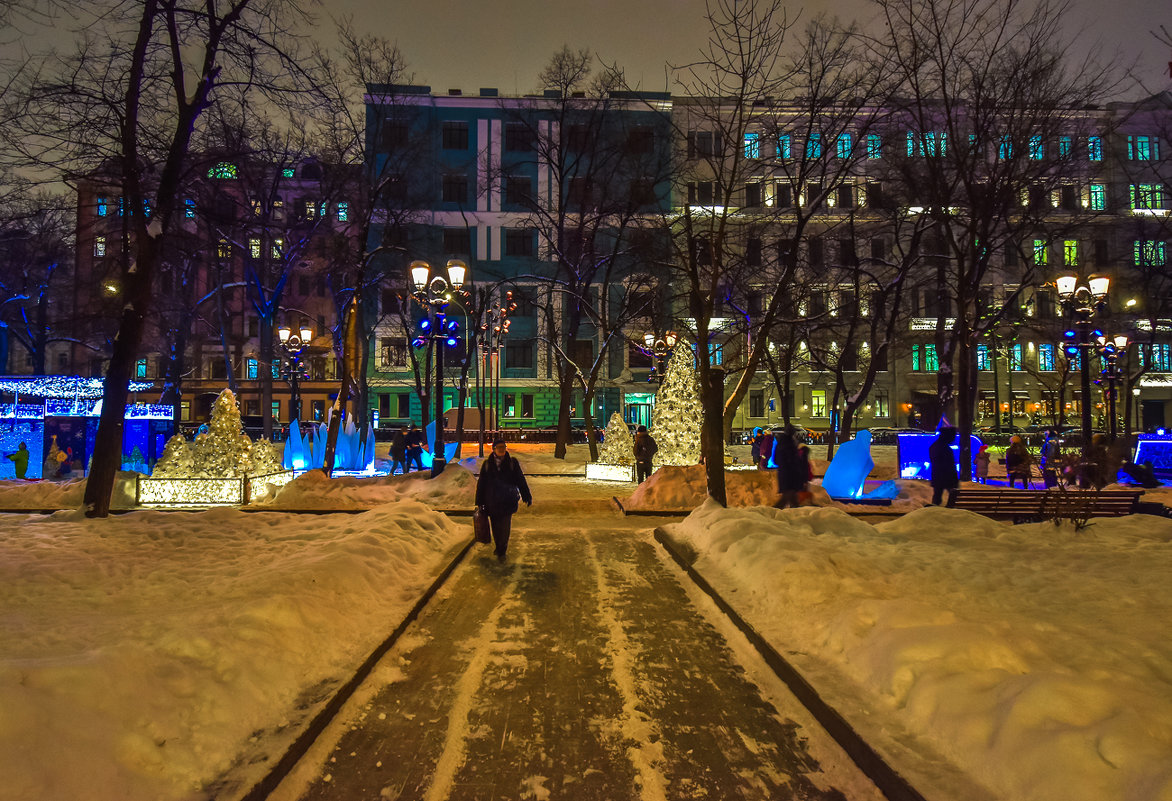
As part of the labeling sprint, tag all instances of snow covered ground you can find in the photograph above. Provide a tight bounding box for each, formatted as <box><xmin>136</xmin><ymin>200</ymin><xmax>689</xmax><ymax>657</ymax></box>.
<box><xmin>1</xmin><ymin>444</ymin><xmax>1170</xmax><ymax>801</ymax></box>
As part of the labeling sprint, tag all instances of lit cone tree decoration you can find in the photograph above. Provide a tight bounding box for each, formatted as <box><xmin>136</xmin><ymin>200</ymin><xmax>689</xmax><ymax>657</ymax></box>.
<box><xmin>189</xmin><ymin>389</ymin><xmax>281</xmax><ymax>477</ymax></box>
<box><xmin>152</xmin><ymin>433</ymin><xmax>195</xmax><ymax>477</ymax></box>
<box><xmin>598</xmin><ymin>412</ymin><xmax>634</xmax><ymax>465</ymax></box>
<box><xmin>650</xmin><ymin>344</ymin><xmax>702</xmax><ymax>465</ymax></box>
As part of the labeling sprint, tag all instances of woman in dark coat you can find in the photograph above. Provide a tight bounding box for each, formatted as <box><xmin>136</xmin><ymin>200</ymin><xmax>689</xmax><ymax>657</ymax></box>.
<box><xmin>774</xmin><ymin>429</ymin><xmax>808</xmax><ymax>508</ymax></box>
<box><xmin>475</xmin><ymin>439</ymin><xmax>533</xmax><ymax>561</ymax></box>
<box><xmin>929</xmin><ymin>427</ymin><xmax>959</xmax><ymax>506</ymax></box>
<box><xmin>389</xmin><ymin>428</ymin><xmax>407</xmax><ymax>475</ymax></box>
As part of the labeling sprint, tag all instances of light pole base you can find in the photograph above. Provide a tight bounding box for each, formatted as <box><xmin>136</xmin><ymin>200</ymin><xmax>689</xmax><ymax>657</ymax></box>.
<box><xmin>430</xmin><ymin>457</ymin><xmax>447</xmax><ymax>478</ymax></box>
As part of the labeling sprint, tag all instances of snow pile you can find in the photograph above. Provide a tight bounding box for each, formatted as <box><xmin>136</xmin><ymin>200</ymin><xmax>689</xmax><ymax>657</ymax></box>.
<box><xmin>0</xmin><ymin>503</ymin><xmax>467</xmax><ymax>801</ymax></box>
<box><xmin>257</xmin><ymin>464</ymin><xmax>477</xmax><ymax>509</ymax></box>
<box><xmin>623</xmin><ymin>463</ymin><xmax>830</xmax><ymax>510</ymax></box>
<box><xmin>0</xmin><ymin>472</ymin><xmax>139</xmax><ymax>511</ymax></box>
<box><xmin>666</xmin><ymin>502</ymin><xmax>1172</xmax><ymax>801</ymax></box>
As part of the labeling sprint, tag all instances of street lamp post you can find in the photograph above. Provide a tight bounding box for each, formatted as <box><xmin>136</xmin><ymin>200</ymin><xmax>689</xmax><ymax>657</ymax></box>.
<box><xmin>479</xmin><ymin>290</ymin><xmax>514</xmax><ymax>452</ymax></box>
<box><xmin>642</xmin><ymin>331</ymin><xmax>677</xmax><ymax>381</ymax></box>
<box><xmin>277</xmin><ymin>324</ymin><xmax>313</xmax><ymax>424</ymax></box>
<box><xmin>410</xmin><ymin>259</ymin><xmax>468</xmax><ymax>477</ymax></box>
<box><xmin>1095</xmin><ymin>333</ymin><xmax>1128</xmax><ymax>442</ymax></box>
<box><xmin>1056</xmin><ymin>272</ymin><xmax>1110</xmax><ymax>454</ymax></box>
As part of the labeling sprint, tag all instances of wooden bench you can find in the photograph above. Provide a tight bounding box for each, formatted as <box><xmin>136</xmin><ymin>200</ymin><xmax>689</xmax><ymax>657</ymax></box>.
<box><xmin>951</xmin><ymin>488</ymin><xmax>1142</xmax><ymax>524</ymax></box>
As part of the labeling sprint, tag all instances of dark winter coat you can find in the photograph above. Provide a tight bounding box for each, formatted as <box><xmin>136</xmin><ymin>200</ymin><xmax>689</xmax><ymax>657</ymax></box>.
<box><xmin>1005</xmin><ymin>442</ymin><xmax>1032</xmax><ymax>478</ymax></box>
<box><xmin>404</xmin><ymin>428</ymin><xmax>425</xmax><ymax>455</ymax></box>
<box><xmin>774</xmin><ymin>433</ymin><xmax>808</xmax><ymax>492</ymax></box>
<box><xmin>633</xmin><ymin>432</ymin><xmax>658</xmax><ymax>463</ymax></box>
<box><xmin>928</xmin><ymin>435</ymin><xmax>959</xmax><ymax>489</ymax></box>
<box><xmin>390</xmin><ymin>432</ymin><xmax>407</xmax><ymax>461</ymax></box>
<box><xmin>476</xmin><ymin>453</ymin><xmax>533</xmax><ymax>516</ymax></box>
<box><xmin>757</xmin><ymin>432</ymin><xmax>775</xmax><ymax>466</ymax></box>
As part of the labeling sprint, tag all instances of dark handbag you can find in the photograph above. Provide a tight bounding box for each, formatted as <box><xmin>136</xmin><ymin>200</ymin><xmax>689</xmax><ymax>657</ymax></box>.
<box><xmin>473</xmin><ymin>507</ymin><xmax>491</xmax><ymax>543</ymax></box>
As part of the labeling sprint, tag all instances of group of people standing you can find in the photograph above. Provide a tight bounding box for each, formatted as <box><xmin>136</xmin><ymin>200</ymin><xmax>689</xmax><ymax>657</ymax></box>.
<box><xmin>387</xmin><ymin>424</ymin><xmax>427</xmax><ymax>475</ymax></box>
<box><xmin>750</xmin><ymin>427</ymin><xmax>813</xmax><ymax>508</ymax></box>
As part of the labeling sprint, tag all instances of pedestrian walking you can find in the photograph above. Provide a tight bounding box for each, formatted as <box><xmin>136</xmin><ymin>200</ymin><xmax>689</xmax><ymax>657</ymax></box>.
<box><xmin>1005</xmin><ymin>435</ymin><xmax>1032</xmax><ymax>489</ymax></box>
<box><xmin>974</xmin><ymin>443</ymin><xmax>990</xmax><ymax>484</ymax></box>
<box><xmin>404</xmin><ymin>423</ymin><xmax>425</xmax><ymax>472</ymax></box>
<box><xmin>475</xmin><ymin>438</ymin><xmax>532</xmax><ymax>561</ymax></box>
<box><xmin>389</xmin><ymin>427</ymin><xmax>407</xmax><ymax>476</ymax></box>
<box><xmin>774</xmin><ymin>428</ymin><xmax>808</xmax><ymax>509</ymax></box>
<box><xmin>929</xmin><ymin>427</ymin><xmax>959</xmax><ymax>506</ymax></box>
<box><xmin>757</xmin><ymin>428</ymin><xmax>775</xmax><ymax>470</ymax></box>
<box><xmin>1041</xmin><ymin>430</ymin><xmax>1060</xmax><ymax>488</ymax></box>
<box><xmin>5</xmin><ymin>442</ymin><xmax>29</xmax><ymax>479</ymax></box>
<box><xmin>633</xmin><ymin>425</ymin><xmax>658</xmax><ymax>484</ymax></box>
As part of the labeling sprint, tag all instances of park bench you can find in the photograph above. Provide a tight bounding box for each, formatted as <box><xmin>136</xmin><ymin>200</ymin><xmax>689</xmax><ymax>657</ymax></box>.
<box><xmin>951</xmin><ymin>487</ymin><xmax>1143</xmax><ymax>524</ymax></box>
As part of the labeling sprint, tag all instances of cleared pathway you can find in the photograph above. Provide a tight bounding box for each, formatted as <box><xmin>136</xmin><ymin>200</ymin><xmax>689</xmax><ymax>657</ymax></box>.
<box><xmin>271</xmin><ymin>516</ymin><xmax>885</xmax><ymax>801</ymax></box>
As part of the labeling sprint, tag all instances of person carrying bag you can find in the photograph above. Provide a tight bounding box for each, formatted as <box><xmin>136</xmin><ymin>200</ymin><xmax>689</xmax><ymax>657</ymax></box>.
<box><xmin>474</xmin><ymin>438</ymin><xmax>532</xmax><ymax>561</ymax></box>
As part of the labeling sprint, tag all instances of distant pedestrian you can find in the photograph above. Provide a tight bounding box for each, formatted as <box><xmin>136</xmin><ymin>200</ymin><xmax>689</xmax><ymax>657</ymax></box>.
<box><xmin>973</xmin><ymin>444</ymin><xmax>990</xmax><ymax>484</ymax></box>
<box><xmin>633</xmin><ymin>425</ymin><xmax>658</xmax><ymax>484</ymax></box>
<box><xmin>929</xmin><ymin>427</ymin><xmax>959</xmax><ymax>506</ymax></box>
<box><xmin>774</xmin><ymin>428</ymin><xmax>808</xmax><ymax>508</ymax></box>
<box><xmin>404</xmin><ymin>423</ymin><xmax>425</xmax><ymax>472</ymax></box>
<box><xmin>5</xmin><ymin>442</ymin><xmax>29</xmax><ymax>479</ymax></box>
<box><xmin>757</xmin><ymin>429</ymin><xmax>775</xmax><ymax>470</ymax></box>
<box><xmin>475</xmin><ymin>438</ymin><xmax>532</xmax><ymax>561</ymax></box>
<box><xmin>1005</xmin><ymin>435</ymin><xmax>1032</xmax><ymax>489</ymax></box>
<box><xmin>389</xmin><ymin>427</ymin><xmax>407</xmax><ymax>475</ymax></box>
<box><xmin>1041</xmin><ymin>430</ymin><xmax>1060</xmax><ymax>488</ymax></box>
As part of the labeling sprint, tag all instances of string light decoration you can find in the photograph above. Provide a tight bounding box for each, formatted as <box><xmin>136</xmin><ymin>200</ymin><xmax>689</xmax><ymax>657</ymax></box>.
<box><xmin>650</xmin><ymin>345</ymin><xmax>703</xmax><ymax>466</ymax></box>
<box><xmin>586</xmin><ymin>412</ymin><xmax>638</xmax><ymax>481</ymax></box>
<box><xmin>0</xmin><ymin>376</ymin><xmax>152</xmax><ymax>399</ymax></box>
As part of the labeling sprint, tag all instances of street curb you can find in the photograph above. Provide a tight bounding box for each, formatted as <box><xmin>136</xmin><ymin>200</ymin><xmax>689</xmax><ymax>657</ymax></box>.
<box><xmin>653</xmin><ymin>526</ymin><xmax>929</xmax><ymax>801</ymax></box>
<box><xmin>237</xmin><ymin>534</ymin><xmax>476</xmax><ymax>801</ymax></box>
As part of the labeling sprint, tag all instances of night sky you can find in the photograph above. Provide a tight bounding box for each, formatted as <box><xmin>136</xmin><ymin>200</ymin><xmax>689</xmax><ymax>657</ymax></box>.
<box><xmin>330</xmin><ymin>0</ymin><xmax>1170</xmax><ymax>97</ymax></box>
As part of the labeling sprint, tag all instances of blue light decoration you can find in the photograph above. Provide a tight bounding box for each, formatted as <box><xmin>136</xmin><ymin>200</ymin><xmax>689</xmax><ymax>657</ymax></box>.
<box><xmin>445</xmin><ymin>336</ymin><xmax>459</xmax><ymax>348</ymax></box>
<box><xmin>897</xmin><ymin>432</ymin><xmax>984</xmax><ymax>481</ymax></box>
<box><xmin>0</xmin><ymin>377</ymin><xmax>172</xmax><ymax>477</ymax></box>
<box><xmin>1133</xmin><ymin>433</ymin><xmax>1172</xmax><ymax>478</ymax></box>
<box><xmin>423</xmin><ymin>418</ymin><xmax>460</xmax><ymax>466</ymax></box>
<box><xmin>822</xmin><ymin>430</ymin><xmax>899</xmax><ymax>500</ymax></box>
<box><xmin>445</xmin><ymin>318</ymin><xmax>459</xmax><ymax>332</ymax></box>
<box><xmin>419</xmin><ymin>319</ymin><xmax>431</xmax><ymax>331</ymax></box>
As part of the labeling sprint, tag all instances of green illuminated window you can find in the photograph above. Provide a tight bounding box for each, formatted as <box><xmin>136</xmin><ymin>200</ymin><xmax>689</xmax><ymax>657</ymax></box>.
<box><xmin>1033</xmin><ymin>240</ymin><xmax>1048</xmax><ymax>265</ymax></box>
<box><xmin>1127</xmin><ymin>135</ymin><xmax>1160</xmax><ymax>161</ymax></box>
<box><xmin>1088</xmin><ymin>184</ymin><xmax>1105</xmax><ymax>210</ymax></box>
<box><xmin>1130</xmin><ymin>184</ymin><xmax>1164</xmax><ymax>210</ymax></box>
<box><xmin>811</xmin><ymin>390</ymin><xmax>827</xmax><ymax>417</ymax></box>
<box><xmin>1134</xmin><ymin>240</ymin><xmax>1167</xmax><ymax>266</ymax></box>
<box><xmin>282</xmin><ymin>167</ymin><xmax>295</xmax><ymax>178</ymax></box>
<box><xmin>1087</xmin><ymin>136</ymin><xmax>1102</xmax><ymax>161</ymax></box>
<box><xmin>208</xmin><ymin>162</ymin><xmax>238</xmax><ymax>179</ymax></box>
<box><xmin>1063</xmin><ymin>240</ymin><xmax>1078</xmax><ymax>266</ymax></box>
<box><xmin>1058</xmin><ymin>136</ymin><xmax>1072</xmax><ymax>158</ymax></box>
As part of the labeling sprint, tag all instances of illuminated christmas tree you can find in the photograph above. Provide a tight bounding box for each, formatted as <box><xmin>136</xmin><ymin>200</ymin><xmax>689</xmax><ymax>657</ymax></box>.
<box><xmin>152</xmin><ymin>433</ymin><xmax>195</xmax><ymax>477</ymax></box>
<box><xmin>192</xmin><ymin>389</ymin><xmax>255</xmax><ymax>476</ymax></box>
<box><xmin>651</xmin><ymin>345</ymin><xmax>702</xmax><ymax>465</ymax></box>
<box><xmin>598</xmin><ymin>412</ymin><xmax>634</xmax><ymax>465</ymax></box>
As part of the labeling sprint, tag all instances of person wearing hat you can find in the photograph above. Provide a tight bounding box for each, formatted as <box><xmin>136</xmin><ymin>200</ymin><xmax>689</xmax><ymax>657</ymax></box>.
<box><xmin>475</xmin><ymin>438</ymin><xmax>532</xmax><ymax>561</ymax></box>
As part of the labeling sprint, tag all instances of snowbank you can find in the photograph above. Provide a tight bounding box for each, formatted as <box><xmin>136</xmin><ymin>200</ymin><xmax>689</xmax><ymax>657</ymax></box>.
<box><xmin>0</xmin><ymin>503</ymin><xmax>468</xmax><ymax>801</ymax></box>
<box><xmin>256</xmin><ymin>464</ymin><xmax>477</xmax><ymax>509</ymax></box>
<box><xmin>665</xmin><ymin>502</ymin><xmax>1172</xmax><ymax>801</ymax></box>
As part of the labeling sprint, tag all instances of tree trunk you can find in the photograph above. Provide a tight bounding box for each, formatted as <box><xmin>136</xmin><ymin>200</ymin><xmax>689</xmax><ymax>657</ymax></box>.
<box><xmin>702</xmin><ymin>365</ymin><xmax>727</xmax><ymax>506</ymax></box>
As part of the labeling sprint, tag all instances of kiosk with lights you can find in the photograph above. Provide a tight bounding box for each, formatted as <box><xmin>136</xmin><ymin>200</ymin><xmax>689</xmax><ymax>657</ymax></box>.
<box><xmin>0</xmin><ymin>376</ymin><xmax>173</xmax><ymax>479</ymax></box>
<box><xmin>897</xmin><ymin>430</ymin><xmax>985</xmax><ymax>481</ymax></box>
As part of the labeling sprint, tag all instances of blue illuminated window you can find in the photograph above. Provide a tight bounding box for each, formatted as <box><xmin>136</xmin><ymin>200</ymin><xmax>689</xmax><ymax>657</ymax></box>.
<box><xmin>1058</xmin><ymin>136</ymin><xmax>1072</xmax><ymax>158</ymax></box>
<box><xmin>998</xmin><ymin>136</ymin><xmax>1013</xmax><ymax>160</ymax></box>
<box><xmin>1009</xmin><ymin>343</ymin><xmax>1023</xmax><ymax>371</ymax></box>
<box><xmin>977</xmin><ymin>344</ymin><xmax>990</xmax><ymax>370</ymax></box>
<box><xmin>134</xmin><ymin>358</ymin><xmax>147</xmax><ymax>379</ymax></box>
<box><xmin>1087</xmin><ymin>136</ymin><xmax>1102</xmax><ymax>161</ymax></box>
<box><xmin>337</xmin><ymin>201</ymin><xmax>349</xmax><ymax>222</ymax></box>
<box><xmin>743</xmin><ymin>132</ymin><xmax>760</xmax><ymax>159</ymax></box>
<box><xmin>805</xmin><ymin>132</ymin><xmax>822</xmax><ymax>159</ymax></box>
<box><xmin>866</xmin><ymin>134</ymin><xmax>882</xmax><ymax>159</ymax></box>
<box><xmin>184</xmin><ymin>198</ymin><xmax>195</xmax><ymax>218</ymax></box>
<box><xmin>1038</xmin><ymin>344</ymin><xmax>1055</xmax><ymax>371</ymax></box>
<box><xmin>776</xmin><ymin>133</ymin><xmax>791</xmax><ymax>159</ymax></box>
<box><xmin>1029</xmin><ymin>135</ymin><xmax>1043</xmax><ymax>160</ymax></box>
<box><xmin>96</xmin><ymin>197</ymin><xmax>108</xmax><ymax>217</ymax></box>
<box><xmin>246</xmin><ymin>358</ymin><xmax>259</xmax><ymax>380</ymax></box>
<box><xmin>836</xmin><ymin>133</ymin><xmax>853</xmax><ymax>159</ymax></box>
<box><xmin>1127</xmin><ymin>135</ymin><xmax>1160</xmax><ymax>161</ymax></box>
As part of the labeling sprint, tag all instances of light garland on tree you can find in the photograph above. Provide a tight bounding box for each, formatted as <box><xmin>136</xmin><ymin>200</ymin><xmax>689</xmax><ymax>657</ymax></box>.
<box><xmin>650</xmin><ymin>345</ymin><xmax>703</xmax><ymax>466</ymax></box>
<box><xmin>597</xmin><ymin>412</ymin><xmax>635</xmax><ymax>465</ymax></box>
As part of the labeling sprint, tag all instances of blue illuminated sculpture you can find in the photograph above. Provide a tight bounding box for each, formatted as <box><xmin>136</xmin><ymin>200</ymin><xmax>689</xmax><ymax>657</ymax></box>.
<box><xmin>823</xmin><ymin>430</ymin><xmax>875</xmax><ymax>499</ymax></box>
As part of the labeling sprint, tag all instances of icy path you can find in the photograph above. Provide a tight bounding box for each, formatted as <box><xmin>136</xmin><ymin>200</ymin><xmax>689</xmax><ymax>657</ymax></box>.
<box><xmin>270</xmin><ymin>515</ymin><xmax>886</xmax><ymax>801</ymax></box>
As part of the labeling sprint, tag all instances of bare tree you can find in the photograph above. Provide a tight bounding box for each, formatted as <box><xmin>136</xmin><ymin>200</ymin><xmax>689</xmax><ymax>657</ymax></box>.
<box><xmin>2</xmin><ymin>0</ymin><xmax>314</xmax><ymax>515</ymax></box>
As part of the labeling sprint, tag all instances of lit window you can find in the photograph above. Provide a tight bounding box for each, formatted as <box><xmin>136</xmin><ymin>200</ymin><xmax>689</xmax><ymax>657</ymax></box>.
<box><xmin>1029</xmin><ymin>135</ymin><xmax>1044</xmax><ymax>160</ymax></box>
<box><xmin>811</xmin><ymin>390</ymin><xmax>827</xmax><ymax>417</ymax></box>
<box><xmin>1033</xmin><ymin>239</ymin><xmax>1048</xmax><ymax>265</ymax></box>
<box><xmin>1087</xmin><ymin>136</ymin><xmax>1103</xmax><ymax>161</ymax></box>
<box><xmin>96</xmin><ymin>196</ymin><xmax>107</xmax><ymax>217</ymax></box>
<box><xmin>208</xmin><ymin>162</ymin><xmax>238</xmax><ymax>179</ymax></box>
<box><xmin>1063</xmin><ymin>240</ymin><xmax>1078</xmax><ymax>266</ymax></box>
<box><xmin>304</xmin><ymin>200</ymin><xmax>317</xmax><ymax>219</ymax></box>
<box><xmin>282</xmin><ymin>167</ymin><xmax>296</xmax><ymax>178</ymax></box>
<box><xmin>184</xmin><ymin>198</ymin><xmax>195</xmax><ymax>218</ymax></box>
<box><xmin>135</xmin><ymin>358</ymin><xmax>147</xmax><ymax>379</ymax></box>
<box><xmin>271</xmin><ymin>238</ymin><xmax>284</xmax><ymax>259</ymax></box>
<box><xmin>1088</xmin><ymin>183</ymin><xmax>1105</xmax><ymax>210</ymax></box>
<box><xmin>1130</xmin><ymin>184</ymin><xmax>1164</xmax><ymax>210</ymax></box>
<box><xmin>93</xmin><ymin>236</ymin><xmax>105</xmax><ymax>257</ymax></box>
<box><xmin>337</xmin><ymin>201</ymin><xmax>349</xmax><ymax>222</ymax></box>
<box><xmin>805</xmin><ymin>132</ymin><xmax>822</xmax><ymax>159</ymax></box>
<box><xmin>908</xmin><ymin>131</ymin><xmax>947</xmax><ymax>157</ymax></box>
<box><xmin>866</xmin><ymin>134</ymin><xmax>882</xmax><ymax>159</ymax></box>
<box><xmin>1127</xmin><ymin>135</ymin><xmax>1160</xmax><ymax>161</ymax></box>
<box><xmin>249</xmin><ymin>238</ymin><xmax>261</xmax><ymax>259</ymax></box>
<box><xmin>836</xmin><ymin>133</ymin><xmax>853</xmax><ymax>159</ymax></box>
<box><xmin>776</xmin><ymin>133</ymin><xmax>791</xmax><ymax>159</ymax></box>
<box><xmin>977</xmin><ymin>344</ymin><xmax>990</xmax><ymax>370</ymax></box>
<box><xmin>1009</xmin><ymin>343</ymin><xmax>1023</xmax><ymax>371</ymax></box>
<box><xmin>246</xmin><ymin>358</ymin><xmax>259</xmax><ymax>380</ymax></box>
<box><xmin>217</xmin><ymin>239</ymin><xmax>230</xmax><ymax>259</ymax></box>
<box><xmin>998</xmin><ymin>136</ymin><xmax>1013</xmax><ymax>160</ymax></box>
<box><xmin>251</xmin><ymin>199</ymin><xmax>262</xmax><ymax>217</ymax></box>
<box><xmin>1039</xmin><ymin>344</ymin><xmax>1055</xmax><ymax>371</ymax></box>
<box><xmin>743</xmin><ymin>132</ymin><xmax>760</xmax><ymax>159</ymax></box>
<box><xmin>1135</xmin><ymin>240</ymin><xmax>1167</xmax><ymax>266</ymax></box>
<box><xmin>911</xmin><ymin>344</ymin><xmax>938</xmax><ymax>371</ymax></box>
<box><xmin>1058</xmin><ymin>136</ymin><xmax>1072</xmax><ymax>158</ymax></box>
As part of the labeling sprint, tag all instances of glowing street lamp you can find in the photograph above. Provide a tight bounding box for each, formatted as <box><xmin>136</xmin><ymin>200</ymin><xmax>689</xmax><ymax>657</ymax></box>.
<box><xmin>277</xmin><ymin>324</ymin><xmax>313</xmax><ymax>423</ymax></box>
<box><xmin>1055</xmin><ymin>272</ymin><xmax>1111</xmax><ymax>452</ymax></box>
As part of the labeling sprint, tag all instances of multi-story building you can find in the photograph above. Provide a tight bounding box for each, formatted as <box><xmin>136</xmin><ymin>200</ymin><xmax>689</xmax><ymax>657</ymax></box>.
<box><xmin>73</xmin><ymin>156</ymin><xmax>362</xmax><ymax>430</ymax></box>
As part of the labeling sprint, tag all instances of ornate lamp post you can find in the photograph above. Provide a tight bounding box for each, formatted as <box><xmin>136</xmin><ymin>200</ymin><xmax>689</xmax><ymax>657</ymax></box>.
<box><xmin>642</xmin><ymin>331</ymin><xmax>677</xmax><ymax>381</ymax></box>
<box><xmin>1095</xmin><ymin>332</ymin><xmax>1129</xmax><ymax>442</ymax></box>
<box><xmin>479</xmin><ymin>290</ymin><xmax>514</xmax><ymax>450</ymax></box>
<box><xmin>277</xmin><ymin>324</ymin><xmax>313</xmax><ymax>424</ymax></box>
<box><xmin>1056</xmin><ymin>272</ymin><xmax>1110</xmax><ymax>454</ymax></box>
<box><xmin>410</xmin><ymin>259</ymin><xmax>468</xmax><ymax>477</ymax></box>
